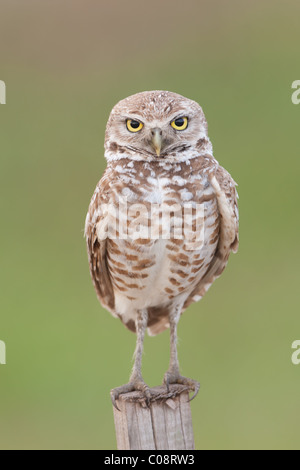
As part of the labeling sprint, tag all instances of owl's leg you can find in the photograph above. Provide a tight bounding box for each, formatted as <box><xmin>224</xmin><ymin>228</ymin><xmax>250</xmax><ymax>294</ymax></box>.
<box><xmin>111</xmin><ymin>309</ymin><xmax>151</xmax><ymax>410</ymax></box>
<box><xmin>163</xmin><ymin>304</ymin><xmax>200</xmax><ymax>401</ymax></box>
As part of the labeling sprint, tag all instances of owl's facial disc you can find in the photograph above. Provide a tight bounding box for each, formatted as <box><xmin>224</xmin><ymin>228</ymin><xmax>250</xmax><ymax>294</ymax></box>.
<box><xmin>105</xmin><ymin>91</ymin><xmax>211</xmax><ymax>162</ymax></box>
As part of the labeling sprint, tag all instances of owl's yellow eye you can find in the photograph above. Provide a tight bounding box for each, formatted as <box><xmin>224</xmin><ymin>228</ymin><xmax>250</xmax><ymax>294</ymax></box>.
<box><xmin>171</xmin><ymin>116</ymin><xmax>188</xmax><ymax>131</ymax></box>
<box><xmin>126</xmin><ymin>119</ymin><xmax>144</xmax><ymax>133</ymax></box>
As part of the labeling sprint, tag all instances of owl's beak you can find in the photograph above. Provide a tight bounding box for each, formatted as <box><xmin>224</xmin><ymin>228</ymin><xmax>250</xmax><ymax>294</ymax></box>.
<box><xmin>151</xmin><ymin>128</ymin><xmax>163</xmax><ymax>157</ymax></box>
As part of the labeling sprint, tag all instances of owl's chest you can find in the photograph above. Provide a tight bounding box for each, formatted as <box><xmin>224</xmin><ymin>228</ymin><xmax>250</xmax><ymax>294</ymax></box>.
<box><xmin>111</xmin><ymin>165</ymin><xmax>217</xmax><ymax>236</ymax></box>
<box><xmin>112</xmin><ymin>164</ymin><xmax>208</xmax><ymax>207</ymax></box>
<box><xmin>105</xmin><ymin>165</ymin><xmax>220</xmax><ymax>310</ymax></box>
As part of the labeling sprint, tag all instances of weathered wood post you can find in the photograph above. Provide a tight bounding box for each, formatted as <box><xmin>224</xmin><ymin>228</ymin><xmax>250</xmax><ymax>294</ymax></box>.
<box><xmin>113</xmin><ymin>384</ymin><xmax>195</xmax><ymax>450</ymax></box>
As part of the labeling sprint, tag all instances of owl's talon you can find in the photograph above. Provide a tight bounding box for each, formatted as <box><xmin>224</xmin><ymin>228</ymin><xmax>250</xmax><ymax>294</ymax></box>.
<box><xmin>110</xmin><ymin>383</ymin><xmax>135</xmax><ymax>411</ymax></box>
<box><xmin>188</xmin><ymin>381</ymin><xmax>201</xmax><ymax>402</ymax></box>
<box><xmin>163</xmin><ymin>371</ymin><xmax>200</xmax><ymax>401</ymax></box>
<box><xmin>144</xmin><ymin>388</ymin><xmax>152</xmax><ymax>407</ymax></box>
<box><xmin>111</xmin><ymin>394</ymin><xmax>121</xmax><ymax>412</ymax></box>
<box><xmin>111</xmin><ymin>380</ymin><xmax>151</xmax><ymax>411</ymax></box>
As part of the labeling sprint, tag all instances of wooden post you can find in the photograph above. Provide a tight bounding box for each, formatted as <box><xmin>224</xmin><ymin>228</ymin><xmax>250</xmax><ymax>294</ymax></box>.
<box><xmin>113</xmin><ymin>384</ymin><xmax>195</xmax><ymax>450</ymax></box>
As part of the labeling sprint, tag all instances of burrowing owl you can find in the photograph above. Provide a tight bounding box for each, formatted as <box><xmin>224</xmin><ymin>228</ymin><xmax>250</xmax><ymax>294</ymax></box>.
<box><xmin>85</xmin><ymin>91</ymin><xmax>239</xmax><ymax>407</ymax></box>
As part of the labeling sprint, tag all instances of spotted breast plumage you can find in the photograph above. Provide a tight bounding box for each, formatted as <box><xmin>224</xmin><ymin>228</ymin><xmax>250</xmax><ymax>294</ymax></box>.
<box><xmin>85</xmin><ymin>91</ymin><xmax>239</xmax><ymax>406</ymax></box>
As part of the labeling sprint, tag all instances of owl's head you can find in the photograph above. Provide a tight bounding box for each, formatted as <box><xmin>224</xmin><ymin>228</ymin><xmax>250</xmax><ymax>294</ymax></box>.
<box><xmin>104</xmin><ymin>91</ymin><xmax>212</xmax><ymax>163</ymax></box>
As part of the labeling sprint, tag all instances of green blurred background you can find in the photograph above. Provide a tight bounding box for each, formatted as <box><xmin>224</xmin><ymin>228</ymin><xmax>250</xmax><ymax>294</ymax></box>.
<box><xmin>0</xmin><ymin>0</ymin><xmax>299</xmax><ymax>450</ymax></box>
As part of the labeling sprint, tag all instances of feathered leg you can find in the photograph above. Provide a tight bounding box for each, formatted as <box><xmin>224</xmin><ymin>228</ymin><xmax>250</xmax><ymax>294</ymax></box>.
<box><xmin>163</xmin><ymin>304</ymin><xmax>200</xmax><ymax>401</ymax></box>
<box><xmin>111</xmin><ymin>309</ymin><xmax>151</xmax><ymax>410</ymax></box>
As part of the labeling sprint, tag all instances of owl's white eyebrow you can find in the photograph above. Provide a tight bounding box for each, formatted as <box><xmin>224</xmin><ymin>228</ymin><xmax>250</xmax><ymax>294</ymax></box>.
<box><xmin>170</xmin><ymin>114</ymin><xmax>189</xmax><ymax>122</ymax></box>
<box><xmin>121</xmin><ymin>114</ymin><xmax>143</xmax><ymax>122</ymax></box>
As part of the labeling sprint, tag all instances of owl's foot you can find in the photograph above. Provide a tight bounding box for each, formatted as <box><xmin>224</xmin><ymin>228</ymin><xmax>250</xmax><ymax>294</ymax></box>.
<box><xmin>163</xmin><ymin>370</ymin><xmax>200</xmax><ymax>401</ymax></box>
<box><xmin>111</xmin><ymin>378</ymin><xmax>152</xmax><ymax>411</ymax></box>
